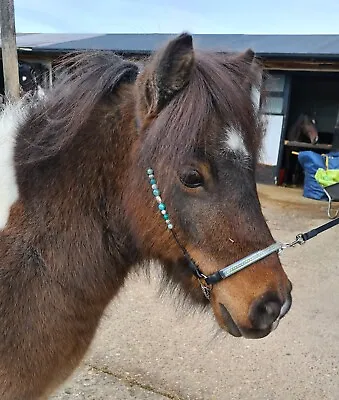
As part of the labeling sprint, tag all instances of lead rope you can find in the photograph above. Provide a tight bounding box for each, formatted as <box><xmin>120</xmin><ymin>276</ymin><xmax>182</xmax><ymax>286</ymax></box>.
<box><xmin>146</xmin><ymin>168</ymin><xmax>339</xmax><ymax>300</ymax></box>
<box><xmin>292</xmin><ymin>217</ymin><xmax>339</xmax><ymax>243</ymax></box>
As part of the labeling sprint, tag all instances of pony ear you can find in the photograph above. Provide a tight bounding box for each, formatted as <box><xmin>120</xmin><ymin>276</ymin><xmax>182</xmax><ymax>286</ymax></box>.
<box><xmin>146</xmin><ymin>33</ymin><xmax>194</xmax><ymax>113</ymax></box>
<box><xmin>240</xmin><ymin>48</ymin><xmax>255</xmax><ymax>64</ymax></box>
<box><xmin>227</xmin><ymin>48</ymin><xmax>255</xmax><ymax>65</ymax></box>
<box><xmin>228</xmin><ymin>48</ymin><xmax>260</xmax><ymax>93</ymax></box>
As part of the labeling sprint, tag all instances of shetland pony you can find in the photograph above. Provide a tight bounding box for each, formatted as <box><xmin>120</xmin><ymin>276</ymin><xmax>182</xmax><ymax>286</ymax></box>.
<box><xmin>285</xmin><ymin>114</ymin><xmax>319</xmax><ymax>184</ymax></box>
<box><xmin>0</xmin><ymin>33</ymin><xmax>292</xmax><ymax>399</ymax></box>
<box><xmin>288</xmin><ymin>113</ymin><xmax>319</xmax><ymax>144</ymax></box>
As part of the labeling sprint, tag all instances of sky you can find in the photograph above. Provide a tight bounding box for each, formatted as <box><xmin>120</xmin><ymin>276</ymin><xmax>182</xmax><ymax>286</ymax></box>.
<box><xmin>14</xmin><ymin>0</ymin><xmax>339</xmax><ymax>35</ymax></box>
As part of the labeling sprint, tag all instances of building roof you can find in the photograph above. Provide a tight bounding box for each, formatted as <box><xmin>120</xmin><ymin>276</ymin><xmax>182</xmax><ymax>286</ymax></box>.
<box><xmin>4</xmin><ymin>33</ymin><xmax>339</xmax><ymax>59</ymax></box>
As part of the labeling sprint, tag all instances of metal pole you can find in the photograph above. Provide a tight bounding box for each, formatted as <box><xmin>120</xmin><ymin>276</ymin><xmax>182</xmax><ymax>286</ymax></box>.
<box><xmin>0</xmin><ymin>0</ymin><xmax>20</xmax><ymax>102</ymax></box>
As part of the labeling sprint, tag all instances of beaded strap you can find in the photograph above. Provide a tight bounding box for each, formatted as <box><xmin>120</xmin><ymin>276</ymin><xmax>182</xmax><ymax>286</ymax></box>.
<box><xmin>146</xmin><ymin>168</ymin><xmax>173</xmax><ymax>230</ymax></box>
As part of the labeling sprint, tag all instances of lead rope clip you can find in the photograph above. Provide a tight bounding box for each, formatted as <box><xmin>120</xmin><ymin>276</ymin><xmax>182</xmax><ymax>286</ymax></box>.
<box><xmin>280</xmin><ymin>234</ymin><xmax>305</xmax><ymax>253</ymax></box>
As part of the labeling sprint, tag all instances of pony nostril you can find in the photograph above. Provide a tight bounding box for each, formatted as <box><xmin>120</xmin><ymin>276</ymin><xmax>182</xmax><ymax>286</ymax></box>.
<box><xmin>249</xmin><ymin>297</ymin><xmax>282</xmax><ymax>330</ymax></box>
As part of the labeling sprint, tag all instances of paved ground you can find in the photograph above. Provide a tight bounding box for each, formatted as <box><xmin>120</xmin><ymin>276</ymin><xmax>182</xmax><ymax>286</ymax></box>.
<box><xmin>52</xmin><ymin>185</ymin><xmax>339</xmax><ymax>400</ymax></box>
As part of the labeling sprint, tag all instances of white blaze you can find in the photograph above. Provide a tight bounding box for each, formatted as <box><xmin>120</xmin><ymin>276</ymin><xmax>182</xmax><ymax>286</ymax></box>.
<box><xmin>224</xmin><ymin>127</ymin><xmax>249</xmax><ymax>158</ymax></box>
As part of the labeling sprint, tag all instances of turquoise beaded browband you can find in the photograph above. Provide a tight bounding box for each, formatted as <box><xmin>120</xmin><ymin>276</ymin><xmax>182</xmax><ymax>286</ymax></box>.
<box><xmin>146</xmin><ymin>167</ymin><xmax>214</xmax><ymax>300</ymax></box>
<box><xmin>146</xmin><ymin>167</ymin><xmax>287</xmax><ymax>301</ymax></box>
<box><xmin>146</xmin><ymin>168</ymin><xmax>173</xmax><ymax>230</ymax></box>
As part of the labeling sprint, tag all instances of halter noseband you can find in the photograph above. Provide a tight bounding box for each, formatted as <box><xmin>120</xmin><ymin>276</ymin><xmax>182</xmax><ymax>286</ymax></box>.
<box><xmin>146</xmin><ymin>168</ymin><xmax>296</xmax><ymax>300</ymax></box>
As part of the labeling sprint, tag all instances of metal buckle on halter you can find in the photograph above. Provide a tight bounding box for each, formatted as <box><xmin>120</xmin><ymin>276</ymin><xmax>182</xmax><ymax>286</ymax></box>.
<box><xmin>197</xmin><ymin>274</ymin><xmax>212</xmax><ymax>300</ymax></box>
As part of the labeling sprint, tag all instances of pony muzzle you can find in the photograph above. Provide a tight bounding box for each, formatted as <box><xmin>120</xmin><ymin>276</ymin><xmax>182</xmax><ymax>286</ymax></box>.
<box><xmin>215</xmin><ymin>287</ymin><xmax>292</xmax><ymax>339</ymax></box>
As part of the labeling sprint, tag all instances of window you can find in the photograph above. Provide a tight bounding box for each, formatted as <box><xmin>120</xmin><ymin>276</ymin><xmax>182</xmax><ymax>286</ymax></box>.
<box><xmin>264</xmin><ymin>74</ymin><xmax>285</xmax><ymax>92</ymax></box>
<box><xmin>261</xmin><ymin>73</ymin><xmax>286</xmax><ymax>115</ymax></box>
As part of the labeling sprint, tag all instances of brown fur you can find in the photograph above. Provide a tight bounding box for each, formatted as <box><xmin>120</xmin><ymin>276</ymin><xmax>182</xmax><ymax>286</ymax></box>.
<box><xmin>0</xmin><ymin>33</ymin><xmax>292</xmax><ymax>398</ymax></box>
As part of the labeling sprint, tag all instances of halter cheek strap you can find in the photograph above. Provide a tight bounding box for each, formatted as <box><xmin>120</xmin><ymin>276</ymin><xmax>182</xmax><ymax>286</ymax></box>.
<box><xmin>146</xmin><ymin>168</ymin><xmax>212</xmax><ymax>296</ymax></box>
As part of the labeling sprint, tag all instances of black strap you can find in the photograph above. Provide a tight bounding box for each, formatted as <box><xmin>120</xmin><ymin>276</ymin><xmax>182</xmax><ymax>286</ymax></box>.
<box><xmin>171</xmin><ymin>231</ymin><xmax>207</xmax><ymax>279</ymax></box>
<box><xmin>205</xmin><ymin>271</ymin><xmax>223</xmax><ymax>285</ymax></box>
<box><xmin>301</xmin><ymin>217</ymin><xmax>339</xmax><ymax>242</ymax></box>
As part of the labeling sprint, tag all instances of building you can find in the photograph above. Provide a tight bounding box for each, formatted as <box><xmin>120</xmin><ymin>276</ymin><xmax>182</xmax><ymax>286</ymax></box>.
<box><xmin>2</xmin><ymin>33</ymin><xmax>339</xmax><ymax>186</ymax></box>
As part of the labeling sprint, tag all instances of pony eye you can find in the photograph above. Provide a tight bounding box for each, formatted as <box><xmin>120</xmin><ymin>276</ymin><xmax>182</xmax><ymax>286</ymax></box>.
<box><xmin>180</xmin><ymin>169</ymin><xmax>204</xmax><ymax>188</ymax></box>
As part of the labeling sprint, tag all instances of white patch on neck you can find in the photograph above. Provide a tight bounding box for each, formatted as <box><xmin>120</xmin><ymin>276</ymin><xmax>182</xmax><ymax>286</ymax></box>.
<box><xmin>36</xmin><ymin>85</ymin><xmax>46</xmax><ymax>100</ymax></box>
<box><xmin>0</xmin><ymin>99</ymin><xmax>30</xmax><ymax>230</ymax></box>
<box><xmin>251</xmin><ymin>86</ymin><xmax>261</xmax><ymax>112</ymax></box>
<box><xmin>224</xmin><ymin>127</ymin><xmax>249</xmax><ymax>158</ymax></box>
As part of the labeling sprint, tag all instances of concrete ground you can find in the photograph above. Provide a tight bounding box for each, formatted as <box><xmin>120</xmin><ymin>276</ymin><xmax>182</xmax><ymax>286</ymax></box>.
<box><xmin>52</xmin><ymin>184</ymin><xmax>339</xmax><ymax>400</ymax></box>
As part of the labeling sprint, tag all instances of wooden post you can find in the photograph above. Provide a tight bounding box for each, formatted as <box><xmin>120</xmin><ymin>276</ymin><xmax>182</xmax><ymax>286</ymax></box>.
<box><xmin>0</xmin><ymin>0</ymin><xmax>20</xmax><ymax>102</ymax></box>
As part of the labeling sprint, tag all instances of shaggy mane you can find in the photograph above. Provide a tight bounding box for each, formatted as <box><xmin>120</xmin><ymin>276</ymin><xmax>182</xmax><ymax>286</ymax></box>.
<box><xmin>139</xmin><ymin>51</ymin><xmax>263</xmax><ymax>176</ymax></box>
<box><xmin>15</xmin><ymin>51</ymin><xmax>139</xmax><ymax>165</ymax></box>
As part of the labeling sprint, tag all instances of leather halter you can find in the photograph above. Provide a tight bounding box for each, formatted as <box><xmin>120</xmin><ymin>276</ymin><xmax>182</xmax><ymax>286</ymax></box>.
<box><xmin>171</xmin><ymin>229</ymin><xmax>284</xmax><ymax>300</ymax></box>
<box><xmin>146</xmin><ymin>168</ymin><xmax>339</xmax><ymax>300</ymax></box>
<box><xmin>146</xmin><ymin>167</ymin><xmax>286</xmax><ymax>300</ymax></box>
